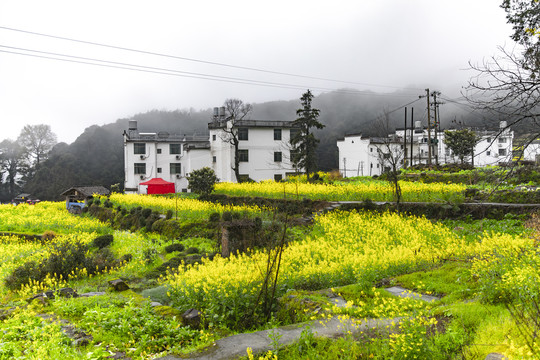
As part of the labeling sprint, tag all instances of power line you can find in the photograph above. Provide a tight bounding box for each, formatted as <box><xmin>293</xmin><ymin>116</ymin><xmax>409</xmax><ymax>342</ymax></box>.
<box><xmin>346</xmin><ymin>97</ymin><xmax>424</xmax><ymax>134</ymax></box>
<box><xmin>0</xmin><ymin>25</ymin><xmax>424</xmax><ymax>92</ymax></box>
<box><xmin>0</xmin><ymin>45</ymin><xmax>418</xmax><ymax>97</ymax></box>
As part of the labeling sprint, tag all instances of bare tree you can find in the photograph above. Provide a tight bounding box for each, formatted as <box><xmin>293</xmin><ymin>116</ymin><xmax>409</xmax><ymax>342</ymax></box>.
<box><xmin>373</xmin><ymin>112</ymin><xmax>405</xmax><ymax>209</ymax></box>
<box><xmin>464</xmin><ymin>46</ymin><xmax>540</xmax><ymax>157</ymax></box>
<box><xmin>215</xmin><ymin>99</ymin><xmax>253</xmax><ymax>182</ymax></box>
<box><xmin>465</xmin><ymin>0</ymin><xmax>540</xmax><ymax>155</ymax></box>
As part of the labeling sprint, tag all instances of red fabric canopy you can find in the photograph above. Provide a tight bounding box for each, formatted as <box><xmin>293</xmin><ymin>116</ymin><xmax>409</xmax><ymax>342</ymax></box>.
<box><xmin>139</xmin><ymin>178</ymin><xmax>175</xmax><ymax>194</ymax></box>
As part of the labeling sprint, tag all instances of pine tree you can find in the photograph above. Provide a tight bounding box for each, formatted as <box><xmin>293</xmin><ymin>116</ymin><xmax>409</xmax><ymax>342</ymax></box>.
<box><xmin>290</xmin><ymin>90</ymin><xmax>325</xmax><ymax>181</ymax></box>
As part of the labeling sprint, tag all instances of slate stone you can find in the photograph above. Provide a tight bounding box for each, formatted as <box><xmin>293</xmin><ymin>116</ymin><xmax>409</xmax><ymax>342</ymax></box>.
<box><xmin>384</xmin><ymin>286</ymin><xmax>440</xmax><ymax>302</ymax></box>
<box><xmin>58</xmin><ymin>287</ymin><xmax>78</xmax><ymax>298</ymax></box>
<box><xmin>485</xmin><ymin>353</ymin><xmax>508</xmax><ymax>360</ymax></box>
<box><xmin>108</xmin><ymin>279</ymin><xmax>130</xmax><ymax>291</ymax></box>
<box><xmin>79</xmin><ymin>291</ymin><xmax>106</xmax><ymax>297</ymax></box>
<box><xmin>182</xmin><ymin>308</ymin><xmax>201</xmax><ymax>329</ymax></box>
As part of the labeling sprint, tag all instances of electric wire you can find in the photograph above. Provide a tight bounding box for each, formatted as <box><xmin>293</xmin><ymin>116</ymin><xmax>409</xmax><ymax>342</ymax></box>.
<box><xmin>0</xmin><ymin>45</ymin><xmax>419</xmax><ymax>97</ymax></box>
<box><xmin>0</xmin><ymin>25</ymin><xmax>424</xmax><ymax>92</ymax></box>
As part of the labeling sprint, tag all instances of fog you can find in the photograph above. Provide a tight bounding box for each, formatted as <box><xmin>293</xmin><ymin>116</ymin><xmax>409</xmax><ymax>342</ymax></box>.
<box><xmin>0</xmin><ymin>0</ymin><xmax>512</xmax><ymax>143</ymax></box>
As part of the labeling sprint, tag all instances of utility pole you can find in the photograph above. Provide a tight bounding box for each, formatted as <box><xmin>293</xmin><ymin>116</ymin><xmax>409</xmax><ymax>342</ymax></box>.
<box><xmin>432</xmin><ymin>91</ymin><xmax>440</xmax><ymax>165</ymax></box>
<box><xmin>410</xmin><ymin>107</ymin><xmax>414</xmax><ymax>166</ymax></box>
<box><xmin>403</xmin><ymin>107</ymin><xmax>408</xmax><ymax>168</ymax></box>
<box><xmin>426</xmin><ymin>88</ymin><xmax>432</xmax><ymax>165</ymax></box>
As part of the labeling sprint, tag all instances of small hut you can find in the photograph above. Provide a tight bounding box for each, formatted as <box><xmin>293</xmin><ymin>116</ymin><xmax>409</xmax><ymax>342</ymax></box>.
<box><xmin>61</xmin><ymin>186</ymin><xmax>110</xmax><ymax>213</ymax></box>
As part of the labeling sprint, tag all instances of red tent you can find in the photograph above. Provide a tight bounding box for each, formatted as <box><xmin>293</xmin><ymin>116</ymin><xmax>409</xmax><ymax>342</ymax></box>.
<box><xmin>139</xmin><ymin>178</ymin><xmax>176</xmax><ymax>195</ymax></box>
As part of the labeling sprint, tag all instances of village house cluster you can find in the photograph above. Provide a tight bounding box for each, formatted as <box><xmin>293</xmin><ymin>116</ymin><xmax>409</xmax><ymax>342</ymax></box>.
<box><xmin>124</xmin><ymin>112</ymin><xmax>538</xmax><ymax>193</ymax></box>
<box><xmin>337</xmin><ymin>121</ymin><xmax>516</xmax><ymax>177</ymax></box>
<box><xmin>123</xmin><ymin>107</ymin><xmax>300</xmax><ymax>193</ymax></box>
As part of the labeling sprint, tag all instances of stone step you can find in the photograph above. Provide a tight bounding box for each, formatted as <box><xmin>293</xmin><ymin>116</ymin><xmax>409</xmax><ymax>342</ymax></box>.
<box><xmin>384</xmin><ymin>286</ymin><xmax>440</xmax><ymax>302</ymax></box>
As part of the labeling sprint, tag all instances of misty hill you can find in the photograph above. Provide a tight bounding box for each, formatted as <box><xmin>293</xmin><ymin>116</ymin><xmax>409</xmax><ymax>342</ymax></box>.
<box><xmin>24</xmin><ymin>90</ymin><xmax>484</xmax><ymax>200</ymax></box>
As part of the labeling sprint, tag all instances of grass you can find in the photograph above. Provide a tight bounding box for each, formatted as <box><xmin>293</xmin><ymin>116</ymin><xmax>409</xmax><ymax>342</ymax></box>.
<box><xmin>395</xmin><ymin>261</ymin><xmax>478</xmax><ymax>303</ymax></box>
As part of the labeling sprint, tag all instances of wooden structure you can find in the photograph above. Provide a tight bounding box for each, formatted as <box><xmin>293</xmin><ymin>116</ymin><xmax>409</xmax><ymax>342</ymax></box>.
<box><xmin>60</xmin><ymin>186</ymin><xmax>110</xmax><ymax>213</ymax></box>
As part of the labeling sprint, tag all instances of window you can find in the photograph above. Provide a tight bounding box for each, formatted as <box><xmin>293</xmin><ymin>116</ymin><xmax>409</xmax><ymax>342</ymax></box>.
<box><xmin>238</xmin><ymin>128</ymin><xmax>248</xmax><ymax>141</ymax></box>
<box><xmin>238</xmin><ymin>174</ymin><xmax>250</xmax><ymax>182</ymax></box>
<box><xmin>274</xmin><ymin>128</ymin><xmax>282</xmax><ymax>141</ymax></box>
<box><xmin>274</xmin><ymin>174</ymin><xmax>283</xmax><ymax>181</ymax></box>
<box><xmin>274</xmin><ymin>151</ymin><xmax>282</xmax><ymax>162</ymax></box>
<box><xmin>370</xmin><ymin>148</ymin><xmax>373</xmax><ymax>153</ymax></box>
<box><xmin>238</xmin><ymin>149</ymin><xmax>249</xmax><ymax>162</ymax></box>
<box><xmin>499</xmin><ymin>148</ymin><xmax>507</xmax><ymax>156</ymax></box>
<box><xmin>486</xmin><ymin>151</ymin><xmax>491</xmax><ymax>156</ymax></box>
<box><xmin>212</xmin><ymin>156</ymin><xmax>217</xmax><ymax>163</ymax></box>
<box><xmin>212</xmin><ymin>134</ymin><xmax>216</xmax><ymax>141</ymax></box>
<box><xmin>383</xmin><ymin>153</ymin><xmax>390</xmax><ymax>159</ymax></box>
<box><xmin>377</xmin><ymin>164</ymin><xmax>380</xmax><ymax>168</ymax></box>
<box><xmin>157</xmin><ymin>148</ymin><xmax>162</xmax><ymax>154</ymax></box>
<box><xmin>170</xmin><ymin>163</ymin><xmax>181</xmax><ymax>174</ymax></box>
<box><xmin>290</xmin><ymin>149</ymin><xmax>299</xmax><ymax>163</ymax></box>
<box><xmin>134</xmin><ymin>163</ymin><xmax>146</xmax><ymax>174</ymax></box>
<box><xmin>486</xmin><ymin>137</ymin><xmax>491</xmax><ymax>143</ymax></box>
<box><xmin>498</xmin><ymin>137</ymin><xmax>507</xmax><ymax>143</ymax></box>
<box><xmin>170</xmin><ymin>144</ymin><xmax>181</xmax><ymax>154</ymax></box>
<box><xmin>290</xmin><ymin>128</ymin><xmax>300</xmax><ymax>140</ymax></box>
<box><xmin>157</xmin><ymin>167</ymin><xmax>162</xmax><ymax>173</ymax></box>
<box><xmin>134</xmin><ymin>143</ymin><xmax>145</xmax><ymax>155</ymax></box>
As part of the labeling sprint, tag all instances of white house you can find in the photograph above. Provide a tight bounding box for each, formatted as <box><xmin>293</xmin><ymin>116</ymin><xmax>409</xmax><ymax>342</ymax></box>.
<box><xmin>123</xmin><ymin>110</ymin><xmax>300</xmax><ymax>193</ymax></box>
<box><xmin>209</xmin><ymin>117</ymin><xmax>300</xmax><ymax>182</ymax></box>
<box><xmin>123</xmin><ymin>120</ymin><xmax>211</xmax><ymax>193</ymax></box>
<box><xmin>338</xmin><ymin>121</ymin><xmax>514</xmax><ymax>178</ymax></box>
<box><xmin>337</xmin><ymin>134</ymin><xmax>403</xmax><ymax>177</ymax></box>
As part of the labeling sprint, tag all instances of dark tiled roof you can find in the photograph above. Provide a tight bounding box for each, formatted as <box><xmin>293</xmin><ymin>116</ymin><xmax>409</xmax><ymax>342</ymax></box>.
<box><xmin>61</xmin><ymin>186</ymin><xmax>110</xmax><ymax>197</ymax></box>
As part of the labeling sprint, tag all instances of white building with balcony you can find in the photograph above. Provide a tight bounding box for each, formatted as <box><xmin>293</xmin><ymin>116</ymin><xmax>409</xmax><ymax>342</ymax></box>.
<box><xmin>123</xmin><ymin>112</ymin><xmax>300</xmax><ymax>193</ymax></box>
<box><xmin>208</xmin><ymin>117</ymin><xmax>299</xmax><ymax>182</ymax></box>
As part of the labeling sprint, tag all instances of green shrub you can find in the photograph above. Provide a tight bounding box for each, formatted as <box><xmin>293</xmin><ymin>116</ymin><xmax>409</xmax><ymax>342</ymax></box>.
<box><xmin>209</xmin><ymin>212</ymin><xmax>221</xmax><ymax>223</ymax></box>
<box><xmin>89</xmin><ymin>248</ymin><xmax>117</xmax><ymax>272</ymax></box>
<box><xmin>91</xmin><ymin>234</ymin><xmax>114</xmax><ymax>249</ymax></box>
<box><xmin>165</xmin><ymin>210</ymin><xmax>173</xmax><ymax>220</ymax></box>
<box><xmin>144</xmin><ymin>249</ymin><xmax>158</xmax><ymax>264</ymax></box>
<box><xmin>5</xmin><ymin>239</ymin><xmax>122</xmax><ymax>290</ymax></box>
<box><xmin>222</xmin><ymin>211</ymin><xmax>233</xmax><ymax>222</ymax></box>
<box><xmin>165</xmin><ymin>243</ymin><xmax>185</xmax><ymax>253</ymax></box>
<box><xmin>141</xmin><ymin>208</ymin><xmax>152</xmax><ymax>219</ymax></box>
<box><xmin>4</xmin><ymin>260</ymin><xmax>43</xmax><ymax>290</ymax></box>
<box><xmin>119</xmin><ymin>253</ymin><xmax>133</xmax><ymax>263</ymax></box>
<box><xmin>187</xmin><ymin>167</ymin><xmax>219</xmax><ymax>195</ymax></box>
<box><xmin>185</xmin><ymin>247</ymin><xmax>199</xmax><ymax>255</ymax></box>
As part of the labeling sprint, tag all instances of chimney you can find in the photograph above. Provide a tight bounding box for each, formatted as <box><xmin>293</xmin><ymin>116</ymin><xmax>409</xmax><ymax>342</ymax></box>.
<box><xmin>219</xmin><ymin>106</ymin><xmax>226</xmax><ymax>119</ymax></box>
<box><xmin>500</xmin><ymin>120</ymin><xmax>507</xmax><ymax>129</ymax></box>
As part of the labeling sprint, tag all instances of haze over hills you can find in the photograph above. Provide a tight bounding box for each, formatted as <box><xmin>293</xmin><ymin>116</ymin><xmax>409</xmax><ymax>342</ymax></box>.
<box><xmin>22</xmin><ymin>90</ymin><xmax>486</xmax><ymax>200</ymax></box>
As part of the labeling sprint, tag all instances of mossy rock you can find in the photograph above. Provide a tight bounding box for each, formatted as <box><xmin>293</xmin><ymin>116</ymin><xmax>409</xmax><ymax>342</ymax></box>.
<box><xmin>153</xmin><ymin>305</ymin><xmax>183</xmax><ymax>320</ymax></box>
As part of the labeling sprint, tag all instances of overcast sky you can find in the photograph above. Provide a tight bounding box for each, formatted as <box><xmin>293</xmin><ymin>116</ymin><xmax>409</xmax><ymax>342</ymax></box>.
<box><xmin>0</xmin><ymin>0</ymin><xmax>513</xmax><ymax>144</ymax></box>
